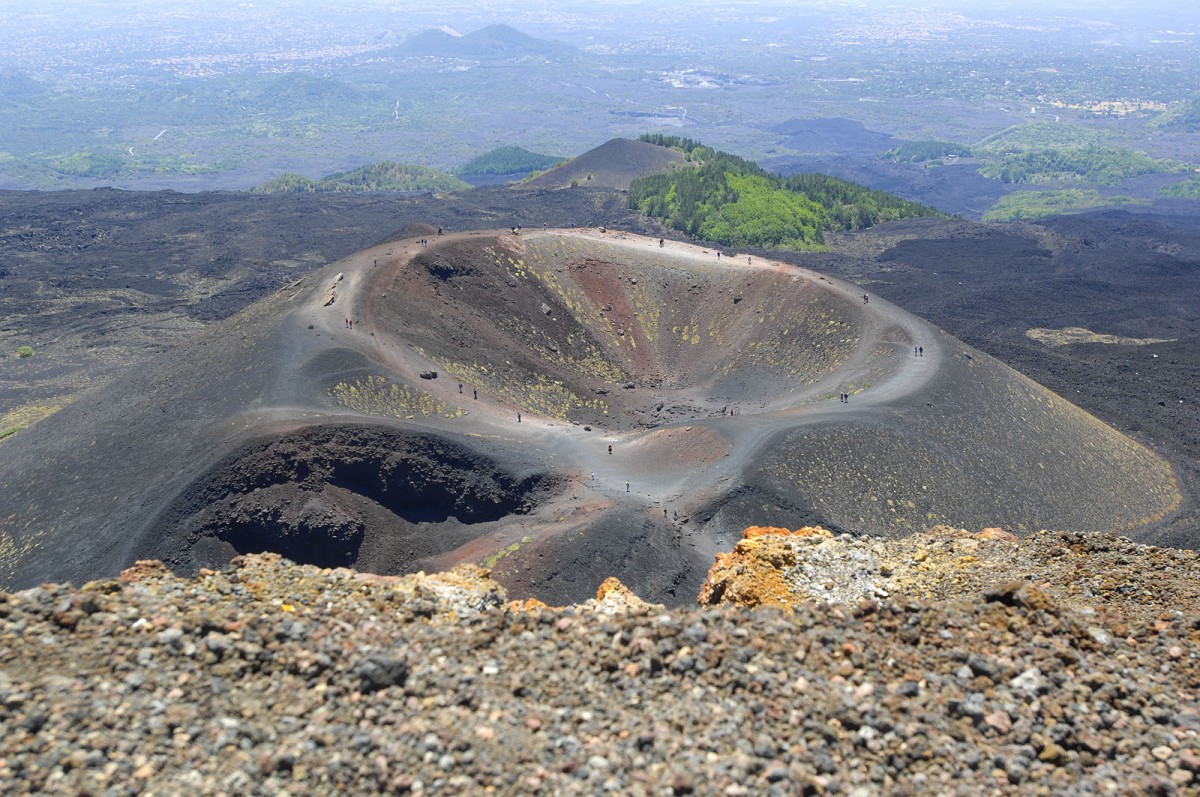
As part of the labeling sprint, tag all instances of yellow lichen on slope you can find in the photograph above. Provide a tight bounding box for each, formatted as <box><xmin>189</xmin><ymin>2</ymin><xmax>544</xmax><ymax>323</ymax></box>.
<box><xmin>331</xmin><ymin>376</ymin><xmax>464</xmax><ymax>420</ymax></box>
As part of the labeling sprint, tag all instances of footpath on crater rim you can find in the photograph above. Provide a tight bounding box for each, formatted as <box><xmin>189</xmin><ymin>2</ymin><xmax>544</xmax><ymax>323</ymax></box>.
<box><xmin>2</xmin><ymin>525</ymin><xmax>1199</xmax><ymax>795</ymax></box>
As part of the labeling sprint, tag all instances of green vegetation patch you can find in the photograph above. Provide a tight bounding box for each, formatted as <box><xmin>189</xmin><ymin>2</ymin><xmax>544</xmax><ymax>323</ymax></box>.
<box><xmin>16</xmin><ymin>346</ymin><xmax>33</xmax><ymax>358</ymax></box>
<box><xmin>0</xmin><ymin>399</ymin><xmax>68</xmax><ymax>444</ymax></box>
<box><xmin>630</xmin><ymin>134</ymin><xmax>943</xmax><ymax>249</ymax></box>
<box><xmin>978</xmin><ymin>147</ymin><xmax>1174</xmax><ymax>187</ymax></box>
<box><xmin>255</xmin><ymin>161</ymin><xmax>470</xmax><ymax>194</ymax></box>
<box><xmin>883</xmin><ymin>140</ymin><xmax>973</xmax><ymax>163</ymax></box>
<box><xmin>456</xmin><ymin>146</ymin><xmax>564</xmax><ymax>175</ymax></box>
<box><xmin>1160</xmin><ymin>175</ymin><xmax>1200</xmax><ymax>200</ymax></box>
<box><xmin>975</xmin><ymin>122</ymin><xmax>1113</xmax><ymax>153</ymax></box>
<box><xmin>982</xmin><ymin>190</ymin><xmax>1146</xmax><ymax>222</ymax></box>
<box><xmin>1152</xmin><ymin>98</ymin><xmax>1200</xmax><ymax>133</ymax></box>
<box><xmin>50</xmin><ymin>150</ymin><xmax>124</xmax><ymax>178</ymax></box>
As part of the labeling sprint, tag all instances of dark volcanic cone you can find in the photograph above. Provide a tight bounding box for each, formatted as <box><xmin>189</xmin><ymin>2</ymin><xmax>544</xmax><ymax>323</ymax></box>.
<box><xmin>0</xmin><ymin>229</ymin><xmax>1181</xmax><ymax>605</ymax></box>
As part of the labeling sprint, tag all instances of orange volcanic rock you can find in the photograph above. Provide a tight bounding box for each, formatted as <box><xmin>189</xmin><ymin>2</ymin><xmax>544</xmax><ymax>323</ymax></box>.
<box><xmin>697</xmin><ymin>526</ymin><xmax>837</xmax><ymax>609</ymax></box>
<box><xmin>741</xmin><ymin>525</ymin><xmax>834</xmax><ymax>541</ymax></box>
<box><xmin>118</xmin><ymin>560</ymin><xmax>174</xmax><ymax>583</ymax></box>
<box><xmin>583</xmin><ymin>576</ymin><xmax>665</xmax><ymax>615</ymax></box>
<box><xmin>976</xmin><ymin>527</ymin><xmax>1021</xmax><ymax>542</ymax></box>
<box><xmin>698</xmin><ymin>523</ymin><xmax>1200</xmax><ymax>622</ymax></box>
<box><xmin>507</xmin><ymin>597</ymin><xmax>557</xmax><ymax>612</ymax></box>
<box><xmin>507</xmin><ymin>577</ymin><xmax>661</xmax><ymax>614</ymax></box>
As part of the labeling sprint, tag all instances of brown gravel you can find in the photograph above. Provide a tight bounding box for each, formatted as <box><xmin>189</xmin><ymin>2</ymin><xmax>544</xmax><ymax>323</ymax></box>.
<box><xmin>2</xmin><ymin>542</ymin><xmax>1200</xmax><ymax>795</ymax></box>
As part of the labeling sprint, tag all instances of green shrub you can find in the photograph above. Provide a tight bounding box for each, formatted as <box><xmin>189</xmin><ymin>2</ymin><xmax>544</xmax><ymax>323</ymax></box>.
<box><xmin>17</xmin><ymin>346</ymin><xmax>33</xmax><ymax>358</ymax></box>
<box><xmin>978</xmin><ymin>147</ymin><xmax>1171</xmax><ymax>187</ymax></box>
<box><xmin>982</xmin><ymin>190</ymin><xmax>1144</xmax><ymax>222</ymax></box>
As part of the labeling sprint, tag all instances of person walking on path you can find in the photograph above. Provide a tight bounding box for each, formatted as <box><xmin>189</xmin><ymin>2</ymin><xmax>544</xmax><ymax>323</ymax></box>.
<box><xmin>626</xmin><ymin>481</ymin><xmax>630</xmax><ymax>493</ymax></box>
<box><xmin>863</xmin><ymin>294</ymin><xmax>869</xmax><ymax>304</ymax></box>
<box><xmin>517</xmin><ymin>412</ymin><xmax>521</xmax><ymax>423</ymax></box>
<box><xmin>608</xmin><ymin>445</ymin><xmax>612</xmax><ymax>455</ymax></box>
<box><xmin>473</xmin><ymin>388</ymin><xmax>478</xmax><ymax>399</ymax></box>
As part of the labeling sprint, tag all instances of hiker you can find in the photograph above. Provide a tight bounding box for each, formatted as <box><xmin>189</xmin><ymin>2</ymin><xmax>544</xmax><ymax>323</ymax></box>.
<box><xmin>459</xmin><ymin>383</ymin><xmax>463</xmax><ymax>394</ymax></box>
<box><xmin>517</xmin><ymin>412</ymin><xmax>521</xmax><ymax>423</ymax></box>
<box><xmin>748</xmin><ymin>256</ymin><xmax>752</xmax><ymax>265</ymax></box>
<box><xmin>664</xmin><ymin>508</ymin><xmax>668</xmax><ymax>518</ymax></box>
<box><xmin>626</xmin><ymin>481</ymin><xmax>630</xmax><ymax>493</ymax></box>
<box><xmin>915</xmin><ymin>346</ymin><xmax>919</xmax><ymax>356</ymax></box>
<box><xmin>591</xmin><ymin>471</ymin><xmax>596</xmax><ymax>482</ymax></box>
<box><xmin>437</xmin><ymin>227</ymin><xmax>443</xmax><ymax>236</ymax></box>
<box><xmin>607</xmin><ymin>444</ymin><xmax>612</xmax><ymax>455</ymax></box>
<box><xmin>473</xmin><ymin>388</ymin><xmax>478</xmax><ymax>400</ymax></box>
<box><xmin>659</xmin><ymin>238</ymin><xmax>664</xmax><ymax>248</ymax></box>
<box><xmin>716</xmin><ymin>251</ymin><xmax>721</xmax><ymax>259</ymax></box>
<box><xmin>863</xmin><ymin>293</ymin><xmax>869</xmax><ymax>304</ymax></box>
<box><xmin>919</xmin><ymin>346</ymin><xmax>924</xmax><ymax>356</ymax></box>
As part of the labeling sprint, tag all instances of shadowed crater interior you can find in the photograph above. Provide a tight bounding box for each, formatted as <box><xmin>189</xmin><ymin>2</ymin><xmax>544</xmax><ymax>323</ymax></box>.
<box><xmin>148</xmin><ymin>424</ymin><xmax>557</xmax><ymax>572</ymax></box>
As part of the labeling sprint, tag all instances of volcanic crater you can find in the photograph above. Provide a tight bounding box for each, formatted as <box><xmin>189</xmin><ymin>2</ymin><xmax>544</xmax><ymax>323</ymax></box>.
<box><xmin>0</xmin><ymin>228</ymin><xmax>1182</xmax><ymax>605</ymax></box>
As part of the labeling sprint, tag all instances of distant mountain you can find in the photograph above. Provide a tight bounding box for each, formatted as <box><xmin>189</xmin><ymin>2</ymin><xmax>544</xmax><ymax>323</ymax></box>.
<box><xmin>521</xmin><ymin>138</ymin><xmax>688</xmax><ymax>190</ymax></box>
<box><xmin>395</xmin><ymin>23</ymin><xmax>575</xmax><ymax>60</ymax></box>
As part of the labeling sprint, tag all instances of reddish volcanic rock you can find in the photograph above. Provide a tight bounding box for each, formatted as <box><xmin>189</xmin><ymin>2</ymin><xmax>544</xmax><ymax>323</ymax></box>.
<box><xmin>697</xmin><ymin>526</ymin><xmax>836</xmax><ymax>609</ymax></box>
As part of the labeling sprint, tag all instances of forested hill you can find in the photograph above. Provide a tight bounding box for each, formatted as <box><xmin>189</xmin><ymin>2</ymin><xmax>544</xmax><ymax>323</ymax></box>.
<box><xmin>253</xmin><ymin>162</ymin><xmax>470</xmax><ymax>194</ymax></box>
<box><xmin>629</xmin><ymin>134</ymin><xmax>945</xmax><ymax>249</ymax></box>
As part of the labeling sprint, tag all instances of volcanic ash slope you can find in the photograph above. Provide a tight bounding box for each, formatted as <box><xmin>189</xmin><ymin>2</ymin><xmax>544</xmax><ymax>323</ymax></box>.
<box><xmin>0</xmin><ymin>229</ymin><xmax>1181</xmax><ymax>604</ymax></box>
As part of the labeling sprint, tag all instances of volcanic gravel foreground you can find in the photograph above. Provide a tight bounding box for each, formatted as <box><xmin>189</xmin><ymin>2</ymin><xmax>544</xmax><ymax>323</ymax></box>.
<box><xmin>0</xmin><ymin>228</ymin><xmax>1182</xmax><ymax>606</ymax></box>
<box><xmin>3</xmin><ymin>528</ymin><xmax>1200</xmax><ymax>796</ymax></box>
